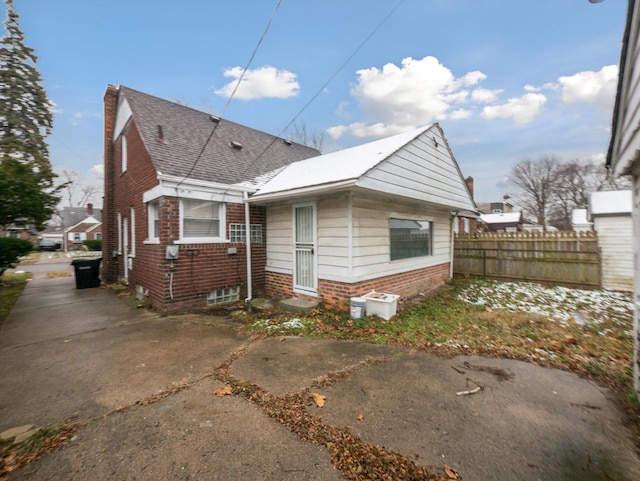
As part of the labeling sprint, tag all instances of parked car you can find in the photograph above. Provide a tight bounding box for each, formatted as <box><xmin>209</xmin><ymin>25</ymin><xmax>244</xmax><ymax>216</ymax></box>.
<box><xmin>38</xmin><ymin>239</ymin><xmax>58</xmax><ymax>251</ymax></box>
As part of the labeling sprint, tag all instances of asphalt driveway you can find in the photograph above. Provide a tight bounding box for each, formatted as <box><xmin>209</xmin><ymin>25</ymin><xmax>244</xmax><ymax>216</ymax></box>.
<box><xmin>1</xmin><ymin>253</ymin><xmax>639</xmax><ymax>480</ymax></box>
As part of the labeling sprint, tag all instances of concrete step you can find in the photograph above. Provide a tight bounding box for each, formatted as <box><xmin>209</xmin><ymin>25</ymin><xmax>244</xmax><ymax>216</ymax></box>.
<box><xmin>279</xmin><ymin>297</ymin><xmax>318</xmax><ymax>313</ymax></box>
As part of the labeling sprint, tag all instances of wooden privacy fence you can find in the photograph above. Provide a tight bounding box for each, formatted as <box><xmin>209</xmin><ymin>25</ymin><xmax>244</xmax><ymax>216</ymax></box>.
<box><xmin>453</xmin><ymin>231</ymin><xmax>601</xmax><ymax>288</ymax></box>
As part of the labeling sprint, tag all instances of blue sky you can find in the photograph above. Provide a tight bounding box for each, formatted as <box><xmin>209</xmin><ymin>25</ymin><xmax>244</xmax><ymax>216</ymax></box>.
<box><xmin>6</xmin><ymin>0</ymin><xmax>627</xmax><ymax>205</ymax></box>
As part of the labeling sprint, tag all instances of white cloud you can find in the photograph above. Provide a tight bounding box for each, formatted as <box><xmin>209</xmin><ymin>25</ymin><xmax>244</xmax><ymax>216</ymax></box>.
<box><xmin>214</xmin><ymin>66</ymin><xmax>300</xmax><ymax>100</ymax></box>
<box><xmin>91</xmin><ymin>163</ymin><xmax>104</xmax><ymax>181</ymax></box>
<box><xmin>471</xmin><ymin>88</ymin><xmax>503</xmax><ymax>103</ymax></box>
<box><xmin>329</xmin><ymin>55</ymin><xmax>489</xmax><ymax>139</ymax></box>
<box><xmin>449</xmin><ymin>108</ymin><xmax>473</xmax><ymax>120</ymax></box>
<box><xmin>557</xmin><ymin>65</ymin><xmax>618</xmax><ymax>107</ymax></box>
<box><xmin>481</xmin><ymin>92</ymin><xmax>547</xmax><ymax>124</ymax></box>
<box><xmin>326</xmin><ymin>125</ymin><xmax>349</xmax><ymax>140</ymax></box>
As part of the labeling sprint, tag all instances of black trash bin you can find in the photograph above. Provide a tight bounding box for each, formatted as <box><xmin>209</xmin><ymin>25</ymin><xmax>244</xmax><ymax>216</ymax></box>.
<box><xmin>71</xmin><ymin>258</ymin><xmax>102</xmax><ymax>289</ymax></box>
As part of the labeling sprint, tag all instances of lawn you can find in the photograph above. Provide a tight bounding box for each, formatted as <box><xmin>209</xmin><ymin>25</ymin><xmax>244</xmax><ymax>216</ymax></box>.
<box><xmin>245</xmin><ymin>279</ymin><xmax>637</xmax><ymax>404</ymax></box>
<box><xmin>0</xmin><ymin>272</ymin><xmax>31</xmax><ymax>328</ymax></box>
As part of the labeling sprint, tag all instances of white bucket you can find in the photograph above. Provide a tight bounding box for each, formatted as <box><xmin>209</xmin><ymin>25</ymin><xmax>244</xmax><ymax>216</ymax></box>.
<box><xmin>350</xmin><ymin>297</ymin><xmax>367</xmax><ymax>319</ymax></box>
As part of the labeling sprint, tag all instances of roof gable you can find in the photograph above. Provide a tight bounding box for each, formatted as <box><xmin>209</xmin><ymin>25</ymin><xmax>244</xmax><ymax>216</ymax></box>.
<box><xmin>251</xmin><ymin>123</ymin><xmax>476</xmax><ymax>211</ymax></box>
<box><xmin>117</xmin><ymin>86</ymin><xmax>320</xmax><ymax>185</ymax></box>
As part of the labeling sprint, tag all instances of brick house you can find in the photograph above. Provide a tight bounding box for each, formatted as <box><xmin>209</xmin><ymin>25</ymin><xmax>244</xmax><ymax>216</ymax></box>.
<box><xmin>102</xmin><ymin>85</ymin><xmax>319</xmax><ymax>312</ymax></box>
<box><xmin>62</xmin><ymin>203</ymin><xmax>102</xmax><ymax>251</ymax></box>
<box><xmin>247</xmin><ymin>123</ymin><xmax>477</xmax><ymax>310</ymax></box>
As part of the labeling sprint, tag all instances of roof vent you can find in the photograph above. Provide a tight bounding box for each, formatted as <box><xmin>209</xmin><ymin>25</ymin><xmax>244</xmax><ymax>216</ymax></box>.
<box><xmin>210</xmin><ymin>115</ymin><xmax>221</xmax><ymax>123</ymax></box>
<box><xmin>157</xmin><ymin>125</ymin><xmax>164</xmax><ymax>141</ymax></box>
<box><xmin>230</xmin><ymin>140</ymin><xmax>243</xmax><ymax>150</ymax></box>
<box><xmin>283</xmin><ymin>139</ymin><xmax>292</xmax><ymax>146</ymax></box>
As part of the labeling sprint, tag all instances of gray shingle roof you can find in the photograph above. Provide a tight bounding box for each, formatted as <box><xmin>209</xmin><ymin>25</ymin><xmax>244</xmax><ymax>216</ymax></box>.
<box><xmin>119</xmin><ymin>86</ymin><xmax>321</xmax><ymax>185</ymax></box>
<box><xmin>62</xmin><ymin>206</ymin><xmax>102</xmax><ymax>229</ymax></box>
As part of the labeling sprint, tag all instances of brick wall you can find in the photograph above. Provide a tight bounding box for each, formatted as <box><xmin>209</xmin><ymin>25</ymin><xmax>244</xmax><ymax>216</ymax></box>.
<box><xmin>265</xmin><ymin>262</ymin><xmax>450</xmax><ymax>311</ymax></box>
<box><xmin>131</xmin><ymin>202</ymin><xmax>269</xmax><ymax>313</ymax></box>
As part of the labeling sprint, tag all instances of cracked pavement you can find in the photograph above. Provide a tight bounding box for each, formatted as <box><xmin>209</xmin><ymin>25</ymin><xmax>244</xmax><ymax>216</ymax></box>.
<box><xmin>1</xmin><ymin>259</ymin><xmax>639</xmax><ymax>480</ymax></box>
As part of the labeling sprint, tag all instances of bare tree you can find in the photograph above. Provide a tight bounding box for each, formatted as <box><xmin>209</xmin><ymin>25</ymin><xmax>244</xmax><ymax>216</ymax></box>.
<box><xmin>510</xmin><ymin>156</ymin><xmax>633</xmax><ymax>231</ymax></box>
<box><xmin>508</xmin><ymin>156</ymin><xmax>561</xmax><ymax>231</ymax></box>
<box><xmin>59</xmin><ymin>169</ymin><xmax>100</xmax><ymax>207</ymax></box>
<box><xmin>286</xmin><ymin>120</ymin><xmax>326</xmax><ymax>152</ymax></box>
<box><xmin>548</xmin><ymin>160</ymin><xmax>592</xmax><ymax>230</ymax></box>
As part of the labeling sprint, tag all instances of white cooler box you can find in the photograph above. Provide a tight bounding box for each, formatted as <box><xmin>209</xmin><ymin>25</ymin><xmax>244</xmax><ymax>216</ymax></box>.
<box><xmin>362</xmin><ymin>291</ymin><xmax>399</xmax><ymax>320</ymax></box>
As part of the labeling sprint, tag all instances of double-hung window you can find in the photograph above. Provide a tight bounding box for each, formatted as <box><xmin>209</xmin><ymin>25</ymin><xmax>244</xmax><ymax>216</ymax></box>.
<box><xmin>181</xmin><ymin>199</ymin><xmax>223</xmax><ymax>242</ymax></box>
<box><xmin>147</xmin><ymin>200</ymin><xmax>159</xmax><ymax>242</ymax></box>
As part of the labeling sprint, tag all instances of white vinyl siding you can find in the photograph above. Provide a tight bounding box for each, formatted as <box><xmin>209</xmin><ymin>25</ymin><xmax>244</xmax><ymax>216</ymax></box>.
<box><xmin>357</xmin><ymin>131</ymin><xmax>472</xmax><ymax>210</ymax></box>
<box><xmin>594</xmin><ymin>215</ymin><xmax>633</xmax><ymax>292</ymax></box>
<box><xmin>264</xmin><ymin>194</ymin><xmax>451</xmax><ymax>284</ymax></box>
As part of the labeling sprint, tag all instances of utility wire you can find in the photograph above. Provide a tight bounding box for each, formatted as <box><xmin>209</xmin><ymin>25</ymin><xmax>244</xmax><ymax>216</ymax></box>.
<box><xmin>176</xmin><ymin>0</ymin><xmax>283</xmax><ymax>188</ymax></box>
<box><xmin>235</xmin><ymin>0</ymin><xmax>405</xmax><ymax>175</ymax></box>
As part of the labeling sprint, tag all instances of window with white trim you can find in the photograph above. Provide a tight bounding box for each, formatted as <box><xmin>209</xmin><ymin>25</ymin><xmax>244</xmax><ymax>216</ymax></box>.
<box><xmin>148</xmin><ymin>200</ymin><xmax>159</xmax><ymax>241</ymax></box>
<box><xmin>389</xmin><ymin>218</ymin><xmax>433</xmax><ymax>261</ymax></box>
<box><xmin>121</xmin><ymin>136</ymin><xmax>127</xmax><ymax>173</ymax></box>
<box><xmin>229</xmin><ymin>223</ymin><xmax>262</xmax><ymax>243</ymax></box>
<box><xmin>207</xmin><ymin>286</ymin><xmax>239</xmax><ymax>306</ymax></box>
<box><xmin>181</xmin><ymin>199</ymin><xmax>223</xmax><ymax>240</ymax></box>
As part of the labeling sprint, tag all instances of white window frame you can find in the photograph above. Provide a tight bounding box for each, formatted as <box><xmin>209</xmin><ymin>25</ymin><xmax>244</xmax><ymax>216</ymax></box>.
<box><xmin>146</xmin><ymin>200</ymin><xmax>160</xmax><ymax>244</ymax></box>
<box><xmin>121</xmin><ymin>135</ymin><xmax>127</xmax><ymax>173</ymax></box>
<box><xmin>176</xmin><ymin>198</ymin><xmax>226</xmax><ymax>244</ymax></box>
<box><xmin>130</xmin><ymin>207</ymin><xmax>136</xmax><ymax>256</ymax></box>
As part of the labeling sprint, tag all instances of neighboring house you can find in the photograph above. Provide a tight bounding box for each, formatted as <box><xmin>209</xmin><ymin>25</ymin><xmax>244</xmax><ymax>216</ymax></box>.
<box><xmin>61</xmin><ymin>204</ymin><xmax>102</xmax><ymax>251</ymax></box>
<box><xmin>247</xmin><ymin>123</ymin><xmax>476</xmax><ymax>309</ymax></box>
<box><xmin>1</xmin><ymin>224</ymin><xmax>37</xmax><ymax>242</ymax></box>
<box><xmin>476</xmin><ymin>200</ymin><xmax>514</xmax><ymax>215</ymax></box>
<box><xmin>588</xmin><ymin>190</ymin><xmax>633</xmax><ymax>292</ymax></box>
<box><xmin>571</xmin><ymin>208</ymin><xmax>593</xmax><ymax>232</ymax></box>
<box><xmin>65</xmin><ymin>216</ymin><xmax>102</xmax><ymax>251</ymax></box>
<box><xmin>102</xmin><ymin>85</ymin><xmax>320</xmax><ymax>312</ymax></box>
<box><xmin>606</xmin><ymin>0</ymin><xmax>640</xmax><ymax>397</ymax></box>
<box><xmin>478</xmin><ymin>212</ymin><xmax>523</xmax><ymax>232</ymax></box>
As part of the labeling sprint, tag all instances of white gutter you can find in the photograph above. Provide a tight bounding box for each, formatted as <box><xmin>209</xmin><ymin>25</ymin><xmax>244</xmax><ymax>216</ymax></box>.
<box><xmin>246</xmin><ymin>179</ymin><xmax>358</xmax><ymax>203</ymax></box>
<box><xmin>244</xmin><ymin>192</ymin><xmax>252</xmax><ymax>305</ymax></box>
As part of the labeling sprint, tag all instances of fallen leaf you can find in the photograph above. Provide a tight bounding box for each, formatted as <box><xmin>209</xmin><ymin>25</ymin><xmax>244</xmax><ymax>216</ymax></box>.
<box><xmin>311</xmin><ymin>392</ymin><xmax>326</xmax><ymax>408</ymax></box>
<box><xmin>564</xmin><ymin>335</ymin><xmax>578</xmax><ymax>345</ymax></box>
<box><xmin>444</xmin><ymin>464</ymin><xmax>459</xmax><ymax>479</ymax></box>
<box><xmin>356</xmin><ymin>414</ymin><xmax>364</xmax><ymax>421</ymax></box>
<box><xmin>63</xmin><ymin>339</ymin><xmax>72</xmax><ymax>343</ymax></box>
<box><xmin>214</xmin><ymin>385</ymin><xmax>232</xmax><ymax>397</ymax></box>
<box><xmin>485</xmin><ymin>307</ymin><xmax>492</xmax><ymax>312</ymax></box>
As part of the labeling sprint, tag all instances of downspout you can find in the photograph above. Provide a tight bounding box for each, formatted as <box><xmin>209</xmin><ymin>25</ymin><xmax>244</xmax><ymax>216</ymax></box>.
<box><xmin>244</xmin><ymin>192</ymin><xmax>253</xmax><ymax>307</ymax></box>
<box><xmin>450</xmin><ymin>212</ymin><xmax>458</xmax><ymax>280</ymax></box>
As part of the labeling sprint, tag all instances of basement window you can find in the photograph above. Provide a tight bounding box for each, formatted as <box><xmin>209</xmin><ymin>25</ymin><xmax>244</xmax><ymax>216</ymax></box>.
<box><xmin>207</xmin><ymin>286</ymin><xmax>239</xmax><ymax>306</ymax></box>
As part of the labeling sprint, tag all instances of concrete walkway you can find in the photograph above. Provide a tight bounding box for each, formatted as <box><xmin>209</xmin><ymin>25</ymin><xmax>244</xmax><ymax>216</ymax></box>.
<box><xmin>1</xmin><ymin>254</ymin><xmax>639</xmax><ymax>480</ymax></box>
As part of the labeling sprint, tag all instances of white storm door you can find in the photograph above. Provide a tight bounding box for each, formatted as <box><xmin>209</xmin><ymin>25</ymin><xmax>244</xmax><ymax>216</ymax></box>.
<box><xmin>293</xmin><ymin>204</ymin><xmax>317</xmax><ymax>293</ymax></box>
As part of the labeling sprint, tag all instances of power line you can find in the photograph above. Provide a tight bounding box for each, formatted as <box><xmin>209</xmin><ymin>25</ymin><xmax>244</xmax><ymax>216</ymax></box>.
<box><xmin>176</xmin><ymin>0</ymin><xmax>283</xmax><ymax>188</ymax></box>
<box><xmin>232</xmin><ymin>0</ymin><xmax>405</xmax><ymax>177</ymax></box>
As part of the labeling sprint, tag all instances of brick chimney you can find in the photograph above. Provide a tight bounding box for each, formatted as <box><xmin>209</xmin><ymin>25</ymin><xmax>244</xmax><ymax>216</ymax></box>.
<box><xmin>102</xmin><ymin>85</ymin><xmax>119</xmax><ymax>283</ymax></box>
<box><xmin>465</xmin><ymin>176</ymin><xmax>474</xmax><ymax>199</ymax></box>
<box><xmin>86</xmin><ymin>203</ymin><xmax>93</xmax><ymax>216</ymax></box>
